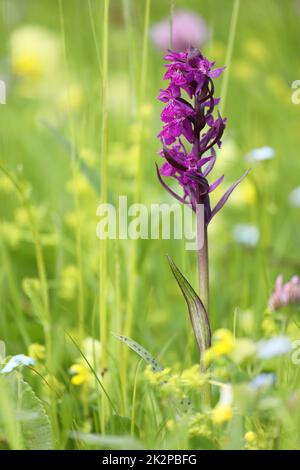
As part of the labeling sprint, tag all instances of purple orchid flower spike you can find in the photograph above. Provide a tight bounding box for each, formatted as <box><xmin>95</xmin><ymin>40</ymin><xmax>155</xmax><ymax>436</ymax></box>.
<box><xmin>156</xmin><ymin>48</ymin><xmax>249</xmax><ymax>380</ymax></box>
<box><xmin>157</xmin><ymin>47</ymin><xmax>248</xmax><ymax>225</ymax></box>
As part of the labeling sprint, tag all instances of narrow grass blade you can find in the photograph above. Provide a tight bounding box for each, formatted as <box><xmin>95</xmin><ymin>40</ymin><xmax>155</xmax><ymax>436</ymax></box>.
<box><xmin>66</xmin><ymin>332</ymin><xmax>119</xmax><ymax>416</ymax></box>
<box><xmin>220</xmin><ymin>0</ymin><xmax>241</xmax><ymax>115</ymax></box>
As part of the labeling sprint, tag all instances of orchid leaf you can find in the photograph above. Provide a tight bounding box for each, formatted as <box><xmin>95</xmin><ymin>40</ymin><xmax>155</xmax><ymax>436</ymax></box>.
<box><xmin>167</xmin><ymin>256</ymin><xmax>211</xmax><ymax>356</ymax></box>
<box><xmin>209</xmin><ymin>169</ymin><xmax>251</xmax><ymax>222</ymax></box>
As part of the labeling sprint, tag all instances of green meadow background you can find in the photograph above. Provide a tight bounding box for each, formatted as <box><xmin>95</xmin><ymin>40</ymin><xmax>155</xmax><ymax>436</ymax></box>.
<box><xmin>0</xmin><ymin>0</ymin><xmax>300</xmax><ymax>450</ymax></box>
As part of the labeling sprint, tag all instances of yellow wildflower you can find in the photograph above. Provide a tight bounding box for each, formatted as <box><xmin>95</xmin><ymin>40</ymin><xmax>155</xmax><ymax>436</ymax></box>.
<box><xmin>189</xmin><ymin>413</ymin><xmax>212</xmax><ymax>438</ymax></box>
<box><xmin>166</xmin><ymin>419</ymin><xmax>175</xmax><ymax>432</ymax></box>
<box><xmin>11</xmin><ymin>26</ymin><xmax>61</xmax><ymax>79</ymax></box>
<box><xmin>28</xmin><ymin>343</ymin><xmax>46</xmax><ymax>361</ymax></box>
<box><xmin>261</xmin><ymin>310</ymin><xmax>278</xmax><ymax>337</ymax></box>
<box><xmin>13</xmin><ymin>52</ymin><xmax>42</xmax><ymax>77</ymax></box>
<box><xmin>212</xmin><ymin>405</ymin><xmax>233</xmax><ymax>424</ymax></box>
<box><xmin>212</xmin><ymin>383</ymin><xmax>233</xmax><ymax>424</ymax></box>
<box><xmin>59</xmin><ymin>265</ymin><xmax>80</xmax><ymax>300</ymax></box>
<box><xmin>70</xmin><ymin>363</ymin><xmax>91</xmax><ymax>386</ymax></box>
<box><xmin>204</xmin><ymin>329</ymin><xmax>235</xmax><ymax>365</ymax></box>
<box><xmin>213</xmin><ymin>329</ymin><xmax>235</xmax><ymax>355</ymax></box>
<box><xmin>179</xmin><ymin>365</ymin><xmax>208</xmax><ymax>389</ymax></box>
<box><xmin>286</xmin><ymin>322</ymin><xmax>300</xmax><ymax>341</ymax></box>
<box><xmin>67</xmin><ymin>174</ymin><xmax>93</xmax><ymax>196</ymax></box>
<box><xmin>244</xmin><ymin>431</ymin><xmax>257</xmax><ymax>443</ymax></box>
<box><xmin>0</xmin><ymin>175</ymin><xmax>14</xmax><ymax>193</ymax></box>
<box><xmin>160</xmin><ymin>374</ymin><xmax>182</xmax><ymax>398</ymax></box>
<box><xmin>244</xmin><ymin>431</ymin><xmax>259</xmax><ymax>449</ymax></box>
<box><xmin>239</xmin><ymin>309</ymin><xmax>255</xmax><ymax>335</ymax></box>
<box><xmin>243</xmin><ymin>39</ymin><xmax>269</xmax><ymax>62</ymax></box>
<box><xmin>144</xmin><ymin>365</ymin><xmax>171</xmax><ymax>385</ymax></box>
<box><xmin>1</xmin><ymin>221</ymin><xmax>22</xmax><ymax>248</ymax></box>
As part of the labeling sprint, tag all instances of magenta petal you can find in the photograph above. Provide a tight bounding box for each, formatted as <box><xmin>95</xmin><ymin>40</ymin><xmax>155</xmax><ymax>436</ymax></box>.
<box><xmin>209</xmin><ymin>174</ymin><xmax>224</xmax><ymax>193</ymax></box>
<box><xmin>197</xmin><ymin>156</ymin><xmax>214</xmax><ymax>168</ymax></box>
<box><xmin>160</xmin><ymin>162</ymin><xmax>176</xmax><ymax>177</ymax></box>
<box><xmin>203</xmin><ymin>150</ymin><xmax>216</xmax><ymax>177</ymax></box>
<box><xmin>163</xmin><ymin>148</ymin><xmax>187</xmax><ymax>172</ymax></box>
<box><xmin>158</xmin><ymin>89</ymin><xmax>171</xmax><ymax>103</ymax></box>
<box><xmin>182</xmin><ymin>120</ymin><xmax>194</xmax><ymax>143</ymax></box>
<box><xmin>156</xmin><ymin>164</ymin><xmax>187</xmax><ymax>204</ymax></box>
<box><xmin>209</xmin><ymin>169</ymin><xmax>251</xmax><ymax>222</ymax></box>
<box><xmin>208</xmin><ymin>67</ymin><xmax>225</xmax><ymax>78</ymax></box>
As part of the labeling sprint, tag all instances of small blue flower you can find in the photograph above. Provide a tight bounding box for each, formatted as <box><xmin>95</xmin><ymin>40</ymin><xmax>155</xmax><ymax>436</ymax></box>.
<box><xmin>257</xmin><ymin>336</ymin><xmax>292</xmax><ymax>360</ymax></box>
<box><xmin>250</xmin><ymin>373</ymin><xmax>276</xmax><ymax>390</ymax></box>
<box><xmin>245</xmin><ymin>146</ymin><xmax>275</xmax><ymax>163</ymax></box>
<box><xmin>0</xmin><ymin>354</ymin><xmax>35</xmax><ymax>374</ymax></box>
<box><xmin>233</xmin><ymin>224</ymin><xmax>260</xmax><ymax>247</ymax></box>
<box><xmin>289</xmin><ymin>186</ymin><xmax>300</xmax><ymax>208</ymax></box>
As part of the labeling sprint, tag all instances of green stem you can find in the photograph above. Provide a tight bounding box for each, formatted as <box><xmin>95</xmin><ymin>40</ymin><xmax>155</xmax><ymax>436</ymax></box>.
<box><xmin>197</xmin><ymin>209</ymin><xmax>209</xmax><ymax>317</ymax></box>
<box><xmin>124</xmin><ymin>0</ymin><xmax>151</xmax><ymax>341</ymax></box>
<box><xmin>220</xmin><ymin>0</ymin><xmax>240</xmax><ymax>115</ymax></box>
<box><xmin>99</xmin><ymin>0</ymin><xmax>110</xmax><ymax>433</ymax></box>
<box><xmin>58</xmin><ymin>0</ymin><xmax>85</xmax><ymax>343</ymax></box>
<box><xmin>196</xmin><ymin>207</ymin><xmax>211</xmax><ymax>404</ymax></box>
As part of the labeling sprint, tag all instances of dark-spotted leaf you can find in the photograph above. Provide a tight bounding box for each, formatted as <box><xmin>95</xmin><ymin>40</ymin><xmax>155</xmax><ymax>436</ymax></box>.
<box><xmin>113</xmin><ymin>333</ymin><xmax>194</xmax><ymax>415</ymax></box>
<box><xmin>113</xmin><ymin>333</ymin><xmax>163</xmax><ymax>372</ymax></box>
